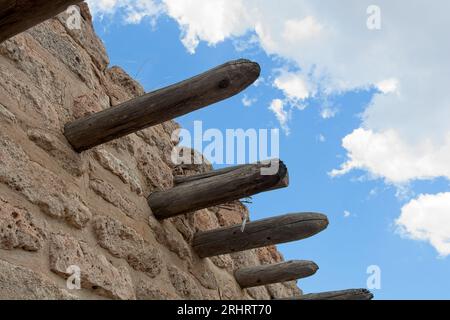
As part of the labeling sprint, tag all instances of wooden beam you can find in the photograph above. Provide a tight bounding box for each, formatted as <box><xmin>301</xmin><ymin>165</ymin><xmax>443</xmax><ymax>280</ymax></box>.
<box><xmin>0</xmin><ymin>0</ymin><xmax>81</xmax><ymax>43</ymax></box>
<box><xmin>64</xmin><ymin>59</ymin><xmax>261</xmax><ymax>152</ymax></box>
<box><xmin>174</xmin><ymin>164</ymin><xmax>250</xmax><ymax>185</ymax></box>
<box><xmin>234</xmin><ymin>260</ymin><xmax>319</xmax><ymax>289</ymax></box>
<box><xmin>282</xmin><ymin>289</ymin><xmax>374</xmax><ymax>301</ymax></box>
<box><xmin>192</xmin><ymin>213</ymin><xmax>328</xmax><ymax>258</ymax></box>
<box><xmin>149</xmin><ymin>160</ymin><xmax>289</xmax><ymax>220</ymax></box>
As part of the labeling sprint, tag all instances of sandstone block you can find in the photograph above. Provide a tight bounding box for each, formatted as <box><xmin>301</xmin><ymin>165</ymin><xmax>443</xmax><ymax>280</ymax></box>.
<box><xmin>89</xmin><ymin>177</ymin><xmax>141</xmax><ymax>219</ymax></box>
<box><xmin>0</xmin><ymin>259</ymin><xmax>77</xmax><ymax>300</ymax></box>
<box><xmin>0</xmin><ymin>135</ymin><xmax>91</xmax><ymax>228</ymax></box>
<box><xmin>167</xmin><ymin>265</ymin><xmax>203</xmax><ymax>300</ymax></box>
<box><xmin>209</xmin><ymin>255</ymin><xmax>234</xmax><ymax>271</ymax></box>
<box><xmin>135</xmin><ymin>282</ymin><xmax>179</xmax><ymax>300</ymax></box>
<box><xmin>0</xmin><ymin>198</ymin><xmax>44</xmax><ymax>252</ymax></box>
<box><xmin>49</xmin><ymin>233</ymin><xmax>136</xmax><ymax>300</ymax></box>
<box><xmin>93</xmin><ymin>216</ymin><xmax>163</xmax><ymax>278</ymax></box>
<box><xmin>27</xmin><ymin>128</ymin><xmax>84</xmax><ymax>176</ymax></box>
<box><xmin>0</xmin><ymin>103</ymin><xmax>16</xmax><ymax>124</ymax></box>
<box><xmin>94</xmin><ymin>149</ymin><xmax>143</xmax><ymax>195</ymax></box>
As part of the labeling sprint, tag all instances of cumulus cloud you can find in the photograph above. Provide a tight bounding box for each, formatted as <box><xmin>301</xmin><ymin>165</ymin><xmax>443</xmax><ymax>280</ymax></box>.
<box><xmin>397</xmin><ymin>193</ymin><xmax>450</xmax><ymax>257</ymax></box>
<box><xmin>271</xmin><ymin>70</ymin><xmax>313</xmax><ymax>131</ymax></box>
<box><xmin>164</xmin><ymin>0</ymin><xmax>253</xmax><ymax>53</ymax></box>
<box><xmin>320</xmin><ymin>107</ymin><xmax>338</xmax><ymax>119</ymax></box>
<box><xmin>242</xmin><ymin>95</ymin><xmax>257</xmax><ymax>107</ymax></box>
<box><xmin>330</xmin><ymin>129</ymin><xmax>450</xmax><ymax>184</ymax></box>
<box><xmin>273</xmin><ymin>70</ymin><xmax>312</xmax><ymax>102</ymax></box>
<box><xmin>87</xmin><ymin>0</ymin><xmax>121</xmax><ymax>14</ymax></box>
<box><xmin>86</xmin><ymin>0</ymin><xmax>162</xmax><ymax>23</ymax></box>
<box><xmin>282</xmin><ymin>16</ymin><xmax>323</xmax><ymax>44</ymax></box>
<box><xmin>269</xmin><ymin>99</ymin><xmax>290</xmax><ymax>135</ymax></box>
<box><xmin>376</xmin><ymin>78</ymin><xmax>399</xmax><ymax>94</ymax></box>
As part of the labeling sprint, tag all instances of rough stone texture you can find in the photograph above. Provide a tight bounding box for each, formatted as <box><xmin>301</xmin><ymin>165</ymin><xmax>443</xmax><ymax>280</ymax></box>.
<box><xmin>93</xmin><ymin>216</ymin><xmax>163</xmax><ymax>278</ymax></box>
<box><xmin>168</xmin><ymin>265</ymin><xmax>203</xmax><ymax>300</ymax></box>
<box><xmin>49</xmin><ymin>233</ymin><xmax>136</xmax><ymax>300</ymax></box>
<box><xmin>0</xmin><ymin>134</ymin><xmax>92</xmax><ymax>229</ymax></box>
<box><xmin>89</xmin><ymin>177</ymin><xmax>143</xmax><ymax>219</ymax></box>
<box><xmin>245</xmin><ymin>286</ymin><xmax>271</xmax><ymax>300</ymax></box>
<box><xmin>0</xmin><ymin>259</ymin><xmax>78</xmax><ymax>300</ymax></box>
<box><xmin>93</xmin><ymin>148</ymin><xmax>143</xmax><ymax>195</ymax></box>
<box><xmin>0</xmin><ymin>2</ymin><xmax>301</xmax><ymax>300</ymax></box>
<box><xmin>210</xmin><ymin>255</ymin><xmax>235</xmax><ymax>272</ymax></box>
<box><xmin>27</xmin><ymin>128</ymin><xmax>84</xmax><ymax>176</ymax></box>
<box><xmin>0</xmin><ymin>103</ymin><xmax>16</xmax><ymax>123</ymax></box>
<box><xmin>0</xmin><ymin>198</ymin><xmax>44</xmax><ymax>252</ymax></box>
<box><xmin>136</xmin><ymin>282</ymin><xmax>179</xmax><ymax>300</ymax></box>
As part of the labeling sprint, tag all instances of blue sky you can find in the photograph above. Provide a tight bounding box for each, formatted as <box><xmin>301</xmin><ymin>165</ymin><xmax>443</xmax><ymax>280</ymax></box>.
<box><xmin>87</xmin><ymin>0</ymin><xmax>450</xmax><ymax>299</ymax></box>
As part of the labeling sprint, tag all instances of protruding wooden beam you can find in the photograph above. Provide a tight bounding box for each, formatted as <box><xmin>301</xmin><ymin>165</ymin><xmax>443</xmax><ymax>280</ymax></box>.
<box><xmin>282</xmin><ymin>289</ymin><xmax>374</xmax><ymax>301</ymax></box>
<box><xmin>174</xmin><ymin>164</ymin><xmax>249</xmax><ymax>185</ymax></box>
<box><xmin>192</xmin><ymin>213</ymin><xmax>329</xmax><ymax>258</ymax></box>
<box><xmin>64</xmin><ymin>59</ymin><xmax>261</xmax><ymax>152</ymax></box>
<box><xmin>235</xmin><ymin>260</ymin><xmax>319</xmax><ymax>289</ymax></box>
<box><xmin>0</xmin><ymin>0</ymin><xmax>81</xmax><ymax>43</ymax></box>
<box><xmin>149</xmin><ymin>160</ymin><xmax>289</xmax><ymax>220</ymax></box>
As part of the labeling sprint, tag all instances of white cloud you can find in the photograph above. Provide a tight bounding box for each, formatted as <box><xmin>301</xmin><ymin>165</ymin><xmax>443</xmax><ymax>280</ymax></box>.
<box><xmin>368</xmin><ymin>188</ymin><xmax>378</xmax><ymax>198</ymax></box>
<box><xmin>376</xmin><ymin>78</ymin><xmax>399</xmax><ymax>94</ymax></box>
<box><xmin>86</xmin><ymin>0</ymin><xmax>162</xmax><ymax>23</ymax></box>
<box><xmin>87</xmin><ymin>0</ymin><xmax>121</xmax><ymax>14</ymax></box>
<box><xmin>164</xmin><ymin>0</ymin><xmax>252</xmax><ymax>53</ymax></box>
<box><xmin>396</xmin><ymin>193</ymin><xmax>450</xmax><ymax>257</ymax></box>
<box><xmin>344</xmin><ymin>210</ymin><xmax>351</xmax><ymax>218</ymax></box>
<box><xmin>242</xmin><ymin>95</ymin><xmax>257</xmax><ymax>107</ymax></box>
<box><xmin>320</xmin><ymin>107</ymin><xmax>338</xmax><ymax>119</ymax></box>
<box><xmin>233</xmin><ymin>34</ymin><xmax>259</xmax><ymax>52</ymax></box>
<box><xmin>271</xmin><ymin>70</ymin><xmax>312</xmax><ymax>125</ymax></box>
<box><xmin>317</xmin><ymin>134</ymin><xmax>326</xmax><ymax>143</ymax></box>
<box><xmin>269</xmin><ymin>99</ymin><xmax>290</xmax><ymax>135</ymax></box>
<box><xmin>282</xmin><ymin>16</ymin><xmax>323</xmax><ymax>43</ymax></box>
<box><xmin>273</xmin><ymin>70</ymin><xmax>312</xmax><ymax>101</ymax></box>
<box><xmin>330</xmin><ymin>129</ymin><xmax>450</xmax><ymax>184</ymax></box>
<box><xmin>253</xmin><ymin>77</ymin><xmax>265</xmax><ymax>87</ymax></box>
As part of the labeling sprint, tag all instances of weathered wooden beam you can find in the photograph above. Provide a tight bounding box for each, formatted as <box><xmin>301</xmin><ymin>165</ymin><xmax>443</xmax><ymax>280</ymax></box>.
<box><xmin>64</xmin><ymin>59</ymin><xmax>261</xmax><ymax>152</ymax></box>
<box><xmin>149</xmin><ymin>160</ymin><xmax>289</xmax><ymax>220</ymax></box>
<box><xmin>235</xmin><ymin>260</ymin><xmax>319</xmax><ymax>289</ymax></box>
<box><xmin>174</xmin><ymin>164</ymin><xmax>250</xmax><ymax>185</ymax></box>
<box><xmin>192</xmin><ymin>213</ymin><xmax>329</xmax><ymax>258</ymax></box>
<box><xmin>0</xmin><ymin>0</ymin><xmax>81</xmax><ymax>43</ymax></box>
<box><xmin>281</xmin><ymin>289</ymin><xmax>374</xmax><ymax>301</ymax></box>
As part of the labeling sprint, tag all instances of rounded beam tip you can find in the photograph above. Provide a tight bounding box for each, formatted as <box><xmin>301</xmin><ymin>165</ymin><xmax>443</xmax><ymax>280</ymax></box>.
<box><xmin>304</xmin><ymin>260</ymin><xmax>320</xmax><ymax>274</ymax></box>
<box><xmin>357</xmin><ymin>288</ymin><xmax>374</xmax><ymax>299</ymax></box>
<box><xmin>318</xmin><ymin>214</ymin><xmax>330</xmax><ymax>229</ymax></box>
<box><xmin>302</xmin><ymin>212</ymin><xmax>330</xmax><ymax>232</ymax></box>
<box><xmin>291</xmin><ymin>260</ymin><xmax>320</xmax><ymax>276</ymax></box>
<box><xmin>228</xmin><ymin>58</ymin><xmax>261</xmax><ymax>80</ymax></box>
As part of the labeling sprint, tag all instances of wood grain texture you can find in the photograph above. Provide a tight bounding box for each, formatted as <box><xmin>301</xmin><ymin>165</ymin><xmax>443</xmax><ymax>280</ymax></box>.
<box><xmin>64</xmin><ymin>59</ymin><xmax>261</xmax><ymax>152</ymax></box>
<box><xmin>0</xmin><ymin>0</ymin><xmax>81</xmax><ymax>43</ymax></box>
<box><xmin>192</xmin><ymin>213</ymin><xmax>329</xmax><ymax>258</ymax></box>
<box><xmin>149</xmin><ymin>160</ymin><xmax>289</xmax><ymax>220</ymax></box>
<box><xmin>234</xmin><ymin>260</ymin><xmax>319</xmax><ymax>289</ymax></box>
<box><xmin>173</xmin><ymin>164</ymin><xmax>250</xmax><ymax>185</ymax></box>
<box><xmin>282</xmin><ymin>289</ymin><xmax>374</xmax><ymax>301</ymax></box>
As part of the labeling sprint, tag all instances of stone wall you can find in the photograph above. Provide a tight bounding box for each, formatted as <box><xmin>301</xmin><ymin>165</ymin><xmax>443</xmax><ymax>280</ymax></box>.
<box><xmin>0</xmin><ymin>3</ymin><xmax>301</xmax><ymax>300</ymax></box>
